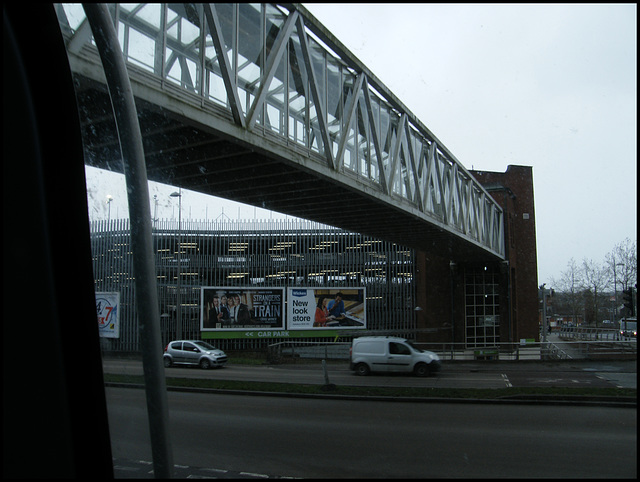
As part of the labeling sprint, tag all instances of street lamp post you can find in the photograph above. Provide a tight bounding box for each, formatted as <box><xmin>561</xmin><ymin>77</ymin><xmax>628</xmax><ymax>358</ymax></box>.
<box><xmin>449</xmin><ymin>261</ymin><xmax>456</xmax><ymax>359</ymax></box>
<box><xmin>153</xmin><ymin>194</ymin><xmax>158</xmax><ymax>229</ymax></box>
<box><xmin>106</xmin><ymin>194</ymin><xmax>113</xmax><ymax>223</ymax></box>
<box><xmin>170</xmin><ymin>189</ymin><xmax>182</xmax><ymax>339</ymax></box>
<box><xmin>540</xmin><ymin>284</ymin><xmax>548</xmax><ymax>343</ymax></box>
<box><xmin>613</xmin><ymin>261</ymin><xmax>625</xmax><ymax>320</ymax></box>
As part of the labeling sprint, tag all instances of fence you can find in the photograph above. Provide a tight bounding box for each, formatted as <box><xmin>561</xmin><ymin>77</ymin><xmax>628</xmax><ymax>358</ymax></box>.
<box><xmin>557</xmin><ymin>326</ymin><xmax>630</xmax><ymax>341</ymax></box>
<box><xmin>92</xmin><ymin>218</ymin><xmax>417</xmax><ymax>354</ymax></box>
<box><xmin>267</xmin><ymin>338</ymin><xmax>637</xmax><ymax>363</ymax></box>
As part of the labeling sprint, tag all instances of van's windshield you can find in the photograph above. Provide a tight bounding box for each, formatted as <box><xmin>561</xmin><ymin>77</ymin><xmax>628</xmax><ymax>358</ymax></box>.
<box><xmin>620</xmin><ymin>321</ymin><xmax>637</xmax><ymax>330</ymax></box>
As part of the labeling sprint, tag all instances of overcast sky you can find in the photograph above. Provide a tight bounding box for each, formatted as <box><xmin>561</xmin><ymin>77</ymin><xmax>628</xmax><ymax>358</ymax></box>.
<box><xmin>86</xmin><ymin>3</ymin><xmax>636</xmax><ymax>285</ymax></box>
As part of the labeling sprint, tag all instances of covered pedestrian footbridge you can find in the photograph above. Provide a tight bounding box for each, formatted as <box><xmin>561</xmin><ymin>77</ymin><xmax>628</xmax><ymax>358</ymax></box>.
<box><xmin>57</xmin><ymin>3</ymin><xmax>504</xmax><ymax>263</ymax></box>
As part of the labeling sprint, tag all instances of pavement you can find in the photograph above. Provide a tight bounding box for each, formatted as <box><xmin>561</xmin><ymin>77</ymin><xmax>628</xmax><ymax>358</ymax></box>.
<box><xmin>103</xmin><ymin>352</ymin><xmax>636</xmax><ymax>407</ymax></box>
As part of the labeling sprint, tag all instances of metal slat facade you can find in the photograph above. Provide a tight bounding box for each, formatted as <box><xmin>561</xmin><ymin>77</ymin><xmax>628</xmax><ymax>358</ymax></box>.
<box><xmin>91</xmin><ymin>218</ymin><xmax>416</xmax><ymax>353</ymax></box>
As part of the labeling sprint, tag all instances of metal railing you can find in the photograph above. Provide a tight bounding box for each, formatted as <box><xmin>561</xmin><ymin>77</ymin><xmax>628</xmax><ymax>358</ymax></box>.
<box><xmin>267</xmin><ymin>338</ymin><xmax>637</xmax><ymax>363</ymax></box>
<box><xmin>545</xmin><ymin>342</ymin><xmax>574</xmax><ymax>360</ymax></box>
<box><xmin>557</xmin><ymin>326</ymin><xmax>633</xmax><ymax>341</ymax></box>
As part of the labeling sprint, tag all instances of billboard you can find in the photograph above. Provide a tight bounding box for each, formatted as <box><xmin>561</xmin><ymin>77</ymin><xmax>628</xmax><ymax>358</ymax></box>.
<box><xmin>96</xmin><ymin>292</ymin><xmax>120</xmax><ymax>338</ymax></box>
<box><xmin>201</xmin><ymin>287</ymin><xmax>285</xmax><ymax>331</ymax></box>
<box><xmin>287</xmin><ymin>287</ymin><xmax>366</xmax><ymax>330</ymax></box>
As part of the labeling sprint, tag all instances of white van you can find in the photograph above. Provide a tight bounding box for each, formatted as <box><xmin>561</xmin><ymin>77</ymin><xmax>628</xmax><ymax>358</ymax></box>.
<box><xmin>350</xmin><ymin>336</ymin><xmax>441</xmax><ymax>376</ymax></box>
<box><xmin>619</xmin><ymin>318</ymin><xmax>637</xmax><ymax>338</ymax></box>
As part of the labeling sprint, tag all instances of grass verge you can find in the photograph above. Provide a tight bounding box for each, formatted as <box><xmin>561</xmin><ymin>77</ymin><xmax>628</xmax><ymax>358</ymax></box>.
<box><xmin>104</xmin><ymin>373</ymin><xmax>636</xmax><ymax>401</ymax></box>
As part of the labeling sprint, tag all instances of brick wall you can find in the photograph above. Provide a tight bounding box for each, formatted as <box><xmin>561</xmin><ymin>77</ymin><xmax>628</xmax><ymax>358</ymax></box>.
<box><xmin>415</xmin><ymin>165</ymin><xmax>540</xmax><ymax>344</ymax></box>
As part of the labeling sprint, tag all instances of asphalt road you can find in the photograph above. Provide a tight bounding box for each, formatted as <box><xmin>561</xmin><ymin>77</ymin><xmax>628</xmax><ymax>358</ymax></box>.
<box><xmin>106</xmin><ymin>387</ymin><xmax>637</xmax><ymax>479</ymax></box>
<box><xmin>102</xmin><ymin>357</ymin><xmax>637</xmax><ymax>389</ymax></box>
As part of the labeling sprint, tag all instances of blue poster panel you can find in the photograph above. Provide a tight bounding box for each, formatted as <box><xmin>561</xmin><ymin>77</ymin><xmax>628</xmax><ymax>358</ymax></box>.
<box><xmin>287</xmin><ymin>287</ymin><xmax>366</xmax><ymax>330</ymax></box>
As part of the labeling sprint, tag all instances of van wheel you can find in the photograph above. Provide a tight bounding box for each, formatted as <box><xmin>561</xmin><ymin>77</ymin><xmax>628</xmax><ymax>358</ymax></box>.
<box><xmin>355</xmin><ymin>363</ymin><xmax>370</xmax><ymax>376</ymax></box>
<box><xmin>414</xmin><ymin>363</ymin><xmax>431</xmax><ymax>377</ymax></box>
<box><xmin>199</xmin><ymin>358</ymin><xmax>211</xmax><ymax>369</ymax></box>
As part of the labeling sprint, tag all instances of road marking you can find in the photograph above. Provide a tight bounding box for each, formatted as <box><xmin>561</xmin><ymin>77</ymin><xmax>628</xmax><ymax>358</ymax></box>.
<box><xmin>501</xmin><ymin>374</ymin><xmax>512</xmax><ymax>387</ymax></box>
<box><xmin>535</xmin><ymin>378</ymin><xmax>591</xmax><ymax>384</ymax></box>
<box><xmin>201</xmin><ymin>468</ymin><xmax>228</xmax><ymax>473</ymax></box>
<box><xmin>112</xmin><ymin>465</ymin><xmax>142</xmax><ymax>472</ymax></box>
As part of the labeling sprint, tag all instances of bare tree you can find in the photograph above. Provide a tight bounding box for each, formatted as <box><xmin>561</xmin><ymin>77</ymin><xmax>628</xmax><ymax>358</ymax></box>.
<box><xmin>551</xmin><ymin>258</ymin><xmax>583</xmax><ymax>324</ymax></box>
<box><xmin>605</xmin><ymin>238</ymin><xmax>637</xmax><ymax>291</ymax></box>
<box><xmin>582</xmin><ymin>258</ymin><xmax>610</xmax><ymax>325</ymax></box>
<box><xmin>551</xmin><ymin>239</ymin><xmax>636</xmax><ymax>324</ymax></box>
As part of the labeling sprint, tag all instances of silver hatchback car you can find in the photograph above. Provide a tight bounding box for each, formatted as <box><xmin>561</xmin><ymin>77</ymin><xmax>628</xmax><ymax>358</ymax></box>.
<box><xmin>163</xmin><ymin>340</ymin><xmax>228</xmax><ymax>369</ymax></box>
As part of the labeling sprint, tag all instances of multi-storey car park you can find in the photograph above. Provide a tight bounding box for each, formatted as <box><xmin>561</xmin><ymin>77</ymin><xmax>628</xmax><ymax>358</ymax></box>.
<box><xmin>92</xmin><ymin>218</ymin><xmax>418</xmax><ymax>353</ymax></box>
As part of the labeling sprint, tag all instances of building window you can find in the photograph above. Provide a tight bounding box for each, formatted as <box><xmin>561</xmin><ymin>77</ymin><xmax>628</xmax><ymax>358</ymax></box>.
<box><xmin>464</xmin><ymin>267</ymin><xmax>500</xmax><ymax>347</ymax></box>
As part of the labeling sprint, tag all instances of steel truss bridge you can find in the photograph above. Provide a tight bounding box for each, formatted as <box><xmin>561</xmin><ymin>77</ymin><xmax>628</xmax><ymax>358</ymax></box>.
<box><xmin>57</xmin><ymin>3</ymin><xmax>504</xmax><ymax>262</ymax></box>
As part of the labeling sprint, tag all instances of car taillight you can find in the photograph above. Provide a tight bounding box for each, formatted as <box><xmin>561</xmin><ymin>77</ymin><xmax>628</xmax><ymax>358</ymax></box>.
<box><xmin>164</xmin><ymin>344</ymin><xmax>168</xmax><ymax>352</ymax></box>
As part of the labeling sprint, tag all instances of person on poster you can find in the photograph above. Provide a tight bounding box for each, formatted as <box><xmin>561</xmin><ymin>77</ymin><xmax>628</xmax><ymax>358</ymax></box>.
<box><xmin>327</xmin><ymin>292</ymin><xmax>346</xmax><ymax>319</ymax></box>
<box><xmin>206</xmin><ymin>295</ymin><xmax>228</xmax><ymax>327</ymax></box>
<box><xmin>314</xmin><ymin>296</ymin><xmax>335</xmax><ymax>327</ymax></box>
<box><xmin>227</xmin><ymin>294</ymin><xmax>238</xmax><ymax>323</ymax></box>
<box><xmin>219</xmin><ymin>294</ymin><xmax>230</xmax><ymax>322</ymax></box>
<box><xmin>234</xmin><ymin>293</ymin><xmax>251</xmax><ymax>324</ymax></box>
<box><xmin>204</xmin><ymin>295</ymin><xmax>217</xmax><ymax>328</ymax></box>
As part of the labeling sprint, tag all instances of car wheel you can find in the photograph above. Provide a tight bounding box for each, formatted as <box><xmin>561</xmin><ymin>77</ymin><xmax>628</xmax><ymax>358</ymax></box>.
<box><xmin>163</xmin><ymin>357</ymin><xmax>172</xmax><ymax>368</ymax></box>
<box><xmin>355</xmin><ymin>363</ymin><xmax>370</xmax><ymax>376</ymax></box>
<box><xmin>199</xmin><ymin>358</ymin><xmax>211</xmax><ymax>369</ymax></box>
<box><xmin>414</xmin><ymin>363</ymin><xmax>431</xmax><ymax>377</ymax></box>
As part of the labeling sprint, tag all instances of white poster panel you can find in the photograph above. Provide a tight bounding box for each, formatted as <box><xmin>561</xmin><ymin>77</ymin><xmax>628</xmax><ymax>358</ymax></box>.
<box><xmin>201</xmin><ymin>287</ymin><xmax>285</xmax><ymax>331</ymax></box>
<box><xmin>95</xmin><ymin>292</ymin><xmax>120</xmax><ymax>338</ymax></box>
<box><xmin>287</xmin><ymin>287</ymin><xmax>366</xmax><ymax>330</ymax></box>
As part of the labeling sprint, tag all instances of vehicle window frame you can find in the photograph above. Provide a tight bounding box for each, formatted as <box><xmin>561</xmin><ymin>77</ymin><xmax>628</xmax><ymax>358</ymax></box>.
<box><xmin>389</xmin><ymin>342</ymin><xmax>410</xmax><ymax>355</ymax></box>
<box><xmin>183</xmin><ymin>342</ymin><xmax>198</xmax><ymax>352</ymax></box>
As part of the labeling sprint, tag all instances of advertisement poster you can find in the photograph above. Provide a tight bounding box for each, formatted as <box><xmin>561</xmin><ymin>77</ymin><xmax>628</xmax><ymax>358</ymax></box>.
<box><xmin>201</xmin><ymin>287</ymin><xmax>285</xmax><ymax>331</ymax></box>
<box><xmin>287</xmin><ymin>287</ymin><xmax>366</xmax><ymax>330</ymax></box>
<box><xmin>96</xmin><ymin>292</ymin><xmax>120</xmax><ymax>338</ymax></box>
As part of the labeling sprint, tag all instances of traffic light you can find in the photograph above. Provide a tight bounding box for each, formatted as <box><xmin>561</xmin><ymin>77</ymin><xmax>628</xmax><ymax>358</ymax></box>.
<box><xmin>622</xmin><ymin>288</ymin><xmax>634</xmax><ymax>316</ymax></box>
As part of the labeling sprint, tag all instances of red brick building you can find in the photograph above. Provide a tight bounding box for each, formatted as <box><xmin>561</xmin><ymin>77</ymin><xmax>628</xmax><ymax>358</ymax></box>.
<box><xmin>415</xmin><ymin>165</ymin><xmax>539</xmax><ymax>347</ymax></box>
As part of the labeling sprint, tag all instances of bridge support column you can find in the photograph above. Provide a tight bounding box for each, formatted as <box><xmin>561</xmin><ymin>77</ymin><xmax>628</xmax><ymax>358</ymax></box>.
<box><xmin>415</xmin><ymin>251</ymin><xmax>463</xmax><ymax>344</ymax></box>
